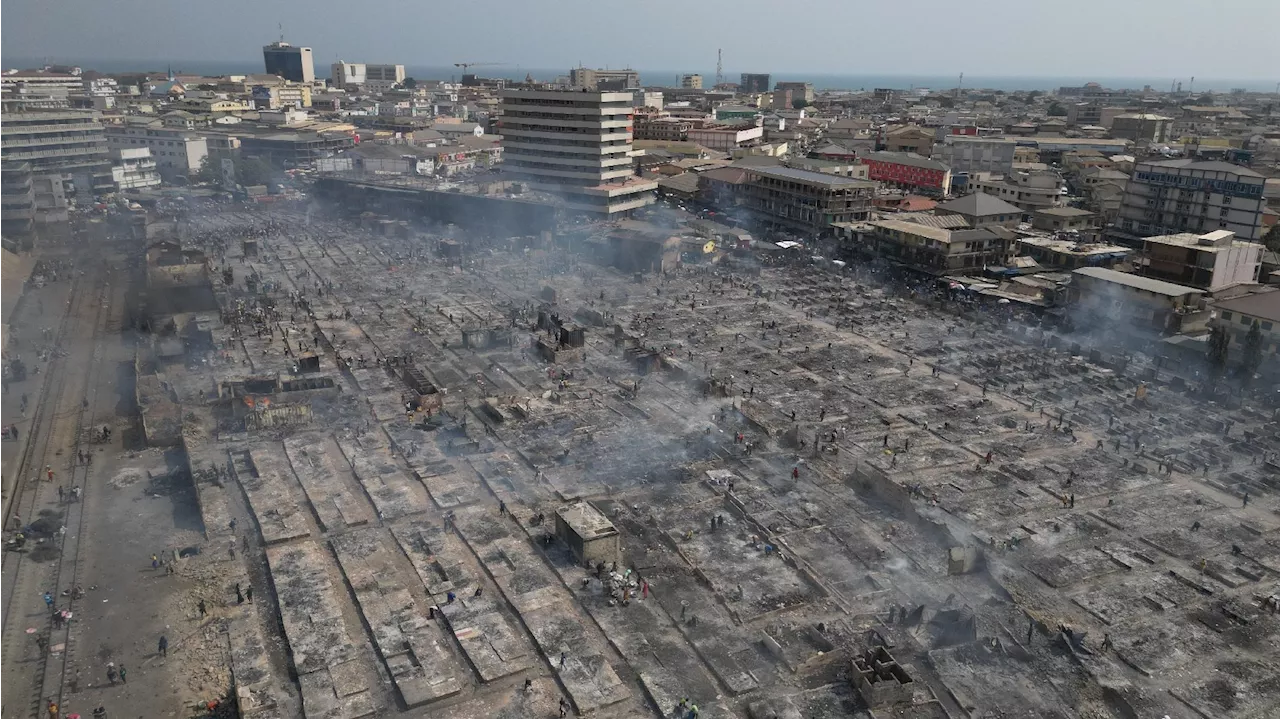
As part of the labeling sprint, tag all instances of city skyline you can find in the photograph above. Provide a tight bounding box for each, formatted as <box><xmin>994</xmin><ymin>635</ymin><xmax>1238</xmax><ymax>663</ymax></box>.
<box><xmin>3</xmin><ymin>0</ymin><xmax>1278</xmax><ymax>80</ymax></box>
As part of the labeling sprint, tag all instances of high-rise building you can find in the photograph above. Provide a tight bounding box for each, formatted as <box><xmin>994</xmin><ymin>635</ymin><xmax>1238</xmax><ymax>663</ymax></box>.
<box><xmin>0</xmin><ymin>110</ymin><xmax>112</xmax><ymax>223</ymax></box>
<box><xmin>1113</xmin><ymin>159</ymin><xmax>1266</xmax><ymax>243</ymax></box>
<box><xmin>680</xmin><ymin>74</ymin><xmax>703</xmax><ymax>90</ymax></box>
<box><xmin>498</xmin><ymin>89</ymin><xmax>656</xmax><ymax>215</ymax></box>
<box><xmin>740</xmin><ymin>73</ymin><xmax>771</xmax><ymax>94</ymax></box>
<box><xmin>263</xmin><ymin>41</ymin><xmax>315</xmax><ymax>83</ymax></box>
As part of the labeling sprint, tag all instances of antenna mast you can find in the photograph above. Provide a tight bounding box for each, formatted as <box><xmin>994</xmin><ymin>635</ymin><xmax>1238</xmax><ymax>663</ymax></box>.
<box><xmin>715</xmin><ymin>49</ymin><xmax>723</xmax><ymax>87</ymax></box>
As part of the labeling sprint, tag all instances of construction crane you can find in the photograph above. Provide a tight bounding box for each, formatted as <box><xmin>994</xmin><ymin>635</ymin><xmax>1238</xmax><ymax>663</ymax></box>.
<box><xmin>454</xmin><ymin>62</ymin><xmax>507</xmax><ymax>72</ymax></box>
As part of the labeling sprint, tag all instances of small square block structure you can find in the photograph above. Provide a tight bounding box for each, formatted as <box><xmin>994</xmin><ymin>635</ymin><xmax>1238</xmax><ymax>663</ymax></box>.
<box><xmin>853</xmin><ymin>646</ymin><xmax>914</xmax><ymax>708</ymax></box>
<box><xmin>555</xmin><ymin>501</ymin><xmax>621</xmax><ymax>566</ymax></box>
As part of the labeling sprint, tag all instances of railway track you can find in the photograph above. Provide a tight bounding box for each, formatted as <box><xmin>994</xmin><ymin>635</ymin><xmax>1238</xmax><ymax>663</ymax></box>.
<box><xmin>1</xmin><ymin>254</ymin><xmax>124</xmax><ymax>719</ymax></box>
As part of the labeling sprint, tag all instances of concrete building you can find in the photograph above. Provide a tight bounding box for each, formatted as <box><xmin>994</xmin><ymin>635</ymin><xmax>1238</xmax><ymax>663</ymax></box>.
<box><xmin>680</xmin><ymin>74</ymin><xmax>703</xmax><ymax>90</ymax></box>
<box><xmin>685</xmin><ymin>124</ymin><xmax>764</xmax><ymax>152</ymax></box>
<box><xmin>1072</xmin><ymin>267</ymin><xmax>1208</xmax><ymax>335</ymax></box>
<box><xmin>0</xmin><ymin>110</ymin><xmax>113</xmax><ymax>219</ymax></box>
<box><xmin>555</xmin><ymin>501</ymin><xmax>621</xmax><ymax>566</ymax></box>
<box><xmin>1114</xmin><ymin>159</ymin><xmax>1266</xmax><ymax>243</ymax></box>
<box><xmin>498</xmin><ymin>88</ymin><xmax>655</xmax><ymax>215</ymax></box>
<box><xmin>429</xmin><ymin>122</ymin><xmax>484</xmax><ymax>139</ymax></box>
<box><xmin>366</xmin><ymin>64</ymin><xmax>406</xmax><ymax>85</ymax></box>
<box><xmin>252</xmin><ymin>83</ymin><xmax>312</xmax><ymax>110</ymax></box>
<box><xmin>934</xmin><ymin>192</ymin><xmax>1024</xmax><ymax>228</ymax></box>
<box><xmin>237</xmin><ymin>131</ymin><xmax>353</xmax><ymax>166</ymax></box>
<box><xmin>111</xmin><ymin>147</ymin><xmax>162</xmax><ymax>190</ymax></box>
<box><xmin>968</xmin><ymin>170</ymin><xmax>1065</xmax><ymax>213</ymax></box>
<box><xmin>775</xmin><ymin>81</ymin><xmax>814</xmax><ymax>106</ymax></box>
<box><xmin>1032</xmin><ymin>207</ymin><xmax>1097</xmax><ymax>233</ymax></box>
<box><xmin>739</xmin><ymin>166</ymin><xmax>875</xmax><ymax>234</ymax></box>
<box><xmin>1138</xmin><ymin>230</ymin><xmax>1262</xmax><ymax>291</ymax></box>
<box><xmin>863</xmin><ymin>219</ymin><xmax>1015</xmax><ymax>272</ymax></box>
<box><xmin>934</xmin><ymin>137</ymin><xmax>1016</xmax><ymax>175</ymax></box>
<box><xmin>1016</xmin><ymin>236</ymin><xmax>1131</xmax><ymax>270</ymax></box>
<box><xmin>263</xmin><ymin>41</ymin><xmax>314</xmax><ymax>83</ymax></box>
<box><xmin>1</xmin><ymin>161</ymin><xmax>36</xmax><ymax>239</ymax></box>
<box><xmin>1211</xmin><ymin>290</ymin><xmax>1280</xmax><ymax>364</ymax></box>
<box><xmin>105</xmin><ymin>121</ymin><xmax>208</xmax><ymax>180</ymax></box>
<box><xmin>714</xmin><ymin>105</ymin><xmax>761</xmax><ymax>122</ymax></box>
<box><xmin>633</xmin><ymin>116</ymin><xmax>691</xmax><ymax>142</ymax></box>
<box><xmin>633</xmin><ymin>90</ymin><xmax>664</xmax><ymax>111</ymax></box>
<box><xmin>740</xmin><ymin>73</ymin><xmax>771</xmax><ymax>93</ymax></box>
<box><xmin>859</xmin><ymin>151</ymin><xmax>952</xmax><ymax>195</ymax></box>
<box><xmin>771</xmin><ymin>88</ymin><xmax>794</xmax><ymax>111</ymax></box>
<box><xmin>1110</xmin><ymin>114</ymin><xmax>1171</xmax><ymax>143</ymax></box>
<box><xmin>568</xmin><ymin>68</ymin><xmax>640</xmax><ymax>91</ymax></box>
<box><xmin>882</xmin><ymin>126</ymin><xmax>934</xmax><ymax>157</ymax></box>
<box><xmin>331</xmin><ymin>62</ymin><xmax>367</xmax><ymax>90</ymax></box>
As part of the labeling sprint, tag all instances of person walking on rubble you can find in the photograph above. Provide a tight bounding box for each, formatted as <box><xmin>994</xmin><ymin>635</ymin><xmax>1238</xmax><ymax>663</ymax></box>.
<box><xmin>158</xmin><ymin>635</ymin><xmax>168</xmax><ymax>657</ymax></box>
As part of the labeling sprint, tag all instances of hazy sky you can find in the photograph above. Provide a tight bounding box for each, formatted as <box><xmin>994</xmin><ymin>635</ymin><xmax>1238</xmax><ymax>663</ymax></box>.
<box><xmin>3</xmin><ymin>0</ymin><xmax>1279</xmax><ymax>79</ymax></box>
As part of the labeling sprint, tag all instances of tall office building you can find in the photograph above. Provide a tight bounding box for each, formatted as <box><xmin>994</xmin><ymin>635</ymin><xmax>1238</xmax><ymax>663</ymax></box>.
<box><xmin>740</xmin><ymin>73</ymin><xmax>771</xmax><ymax>93</ymax></box>
<box><xmin>498</xmin><ymin>89</ymin><xmax>656</xmax><ymax>215</ymax></box>
<box><xmin>263</xmin><ymin>41</ymin><xmax>315</xmax><ymax>83</ymax></box>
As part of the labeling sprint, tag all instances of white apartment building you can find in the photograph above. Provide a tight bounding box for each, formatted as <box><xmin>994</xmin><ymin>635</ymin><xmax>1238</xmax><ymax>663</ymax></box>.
<box><xmin>331</xmin><ymin>62</ymin><xmax>367</xmax><ymax>89</ymax></box>
<box><xmin>332</xmin><ymin>63</ymin><xmax>405</xmax><ymax>91</ymax></box>
<box><xmin>111</xmin><ymin>147</ymin><xmax>162</xmax><ymax>190</ymax></box>
<box><xmin>105</xmin><ymin>121</ymin><xmax>208</xmax><ymax>179</ymax></box>
<box><xmin>1114</xmin><ymin>159</ymin><xmax>1266</xmax><ymax>242</ymax></box>
<box><xmin>366</xmin><ymin>64</ymin><xmax>406</xmax><ymax>84</ymax></box>
<box><xmin>498</xmin><ymin>89</ymin><xmax>655</xmax><ymax>215</ymax></box>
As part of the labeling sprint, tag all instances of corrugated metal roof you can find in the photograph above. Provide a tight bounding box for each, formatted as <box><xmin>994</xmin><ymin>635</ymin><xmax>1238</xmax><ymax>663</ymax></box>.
<box><xmin>1073</xmin><ymin>267</ymin><xmax>1203</xmax><ymax>297</ymax></box>
<box><xmin>749</xmin><ymin>165</ymin><xmax>875</xmax><ymax>188</ymax></box>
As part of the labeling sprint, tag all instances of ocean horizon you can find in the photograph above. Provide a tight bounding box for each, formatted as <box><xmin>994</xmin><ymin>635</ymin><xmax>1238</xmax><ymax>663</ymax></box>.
<box><xmin>4</xmin><ymin>56</ymin><xmax>1275</xmax><ymax>93</ymax></box>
